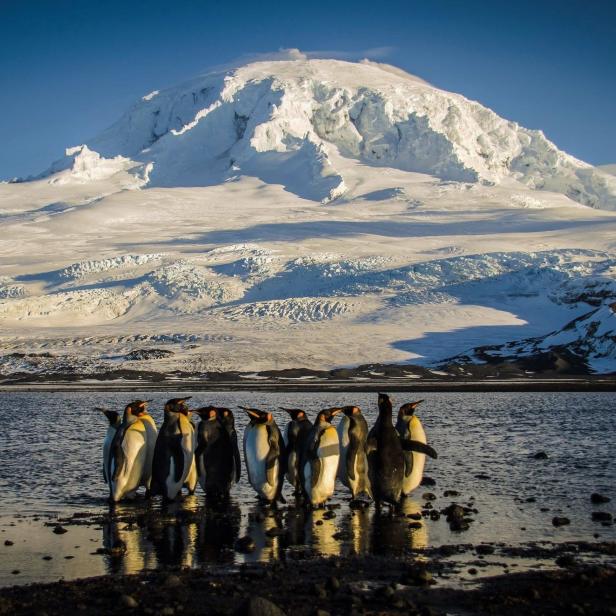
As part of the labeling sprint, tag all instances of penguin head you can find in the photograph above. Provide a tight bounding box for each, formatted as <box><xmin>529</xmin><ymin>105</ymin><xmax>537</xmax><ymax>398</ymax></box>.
<box><xmin>398</xmin><ymin>400</ymin><xmax>424</xmax><ymax>420</ymax></box>
<box><xmin>164</xmin><ymin>397</ymin><xmax>192</xmax><ymax>415</ymax></box>
<box><xmin>280</xmin><ymin>407</ymin><xmax>308</xmax><ymax>421</ymax></box>
<box><xmin>194</xmin><ymin>406</ymin><xmax>219</xmax><ymax>421</ymax></box>
<box><xmin>124</xmin><ymin>399</ymin><xmax>152</xmax><ymax>418</ymax></box>
<box><xmin>377</xmin><ymin>393</ymin><xmax>393</xmax><ymax>415</ymax></box>
<box><xmin>341</xmin><ymin>406</ymin><xmax>362</xmax><ymax>417</ymax></box>
<box><xmin>240</xmin><ymin>406</ymin><xmax>272</xmax><ymax>424</ymax></box>
<box><xmin>316</xmin><ymin>407</ymin><xmax>342</xmax><ymax>424</ymax></box>
<box><xmin>219</xmin><ymin>408</ymin><xmax>235</xmax><ymax>428</ymax></box>
<box><xmin>97</xmin><ymin>408</ymin><xmax>121</xmax><ymax>427</ymax></box>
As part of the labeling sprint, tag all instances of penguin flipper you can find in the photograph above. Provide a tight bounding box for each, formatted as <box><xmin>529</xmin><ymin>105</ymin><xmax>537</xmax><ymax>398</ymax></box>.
<box><xmin>232</xmin><ymin>433</ymin><xmax>241</xmax><ymax>483</ymax></box>
<box><xmin>402</xmin><ymin>440</ymin><xmax>438</xmax><ymax>459</ymax></box>
<box><xmin>311</xmin><ymin>456</ymin><xmax>323</xmax><ymax>491</ymax></box>
<box><xmin>265</xmin><ymin>426</ymin><xmax>281</xmax><ymax>488</ymax></box>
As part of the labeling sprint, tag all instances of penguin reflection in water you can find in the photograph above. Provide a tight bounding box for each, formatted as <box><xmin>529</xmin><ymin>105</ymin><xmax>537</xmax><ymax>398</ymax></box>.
<box><xmin>107</xmin><ymin>400</ymin><xmax>157</xmax><ymax>503</ymax></box>
<box><xmin>396</xmin><ymin>400</ymin><xmax>438</xmax><ymax>496</ymax></box>
<box><xmin>280</xmin><ymin>407</ymin><xmax>312</xmax><ymax>495</ymax></box>
<box><xmin>194</xmin><ymin>406</ymin><xmax>241</xmax><ymax>498</ymax></box>
<box><xmin>336</xmin><ymin>406</ymin><xmax>372</xmax><ymax>501</ymax></box>
<box><xmin>241</xmin><ymin>407</ymin><xmax>286</xmax><ymax>504</ymax></box>
<box><xmin>151</xmin><ymin>398</ymin><xmax>195</xmax><ymax>502</ymax></box>
<box><xmin>301</xmin><ymin>408</ymin><xmax>341</xmax><ymax>508</ymax></box>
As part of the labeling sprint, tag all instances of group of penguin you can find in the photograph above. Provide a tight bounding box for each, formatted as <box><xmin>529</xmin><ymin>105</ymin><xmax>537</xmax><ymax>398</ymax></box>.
<box><xmin>100</xmin><ymin>393</ymin><xmax>438</xmax><ymax>508</ymax></box>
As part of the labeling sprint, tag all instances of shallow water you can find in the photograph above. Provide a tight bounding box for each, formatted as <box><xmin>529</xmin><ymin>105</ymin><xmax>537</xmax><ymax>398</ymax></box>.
<box><xmin>0</xmin><ymin>391</ymin><xmax>614</xmax><ymax>586</ymax></box>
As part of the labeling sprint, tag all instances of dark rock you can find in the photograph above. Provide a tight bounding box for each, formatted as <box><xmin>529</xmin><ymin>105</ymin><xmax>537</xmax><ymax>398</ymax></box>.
<box><xmin>429</xmin><ymin>511</ymin><xmax>440</xmax><ymax>521</ymax></box>
<box><xmin>476</xmin><ymin>544</ymin><xmax>495</xmax><ymax>555</ymax></box>
<box><xmin>420</xmin><ymin>476</ymin><xmax>436</xmax><ymax>487</ymax></box>
<box><xmin>443</xmin><ymin>504</ymin><xmax>466</xmax><ymax>521</ymax></box>
<box><xmin>235</xmin><ymin>536</ymin><xmax>257</xmax><ymax>553</ymax></box>
<box><xmin>407</xmin><ymin>512</ymin><xmax>422</xmax><ymax>520</ymax></box>
<box><xmin>163</xmin><ymin>574</ymin><xmax>182</xmax><ymax>588</ymax></box>
<box><xmin>449</xmin><ymin>518</ymin><xmax>470</xmax><ymax>532</ymax></box>
<box><xmin>525</xmin><ymin>497</ymin><xmax>536</xmax><ymax>503</ymax></box>
<box><xmin>468</xmin><ymin>568</ymin><xmax>478</xmax><ymax>575</ymax></box>
<box><xmin>42</xmin><ymin>555</ymin><xmax>53</xmax><ymax>560</ymax></box>
<box><xmin>592</xmin><ymin>512</ymin><xmax>613</xmax><ymax>522</ymax></box>
<box><xmin>327</xmin><ymin>576</ymin><xmax>340</xmax><ymax>591</ymax></box>
<box><xmin>474</xmin><ymin>473</ymin><xmax>490</xmax><ymax>480</ymax></box>
<box><xmin>533</xmin><ymin>451</ymin><xmax>549</xmax><ymax>460</ymax></box>
<box><xmin>443</xmin><ymin>490</ymin><xmax>459</xmax><ymax>497</ymax></box>
<box><xmin>4</xmin><ymin>540</ymin><xmax>13</xmax><ymax>546</ymax></box>
<box><xmin>121</xmin><ymin>594</ymin><xmax>138</xmax><ymax>608</ymax></box>
<box><xmin>422</xmin><ymin>492</ymin><xmax>436</xmax><ymax>501</ymax></box>
<box><xmin>408</xmin><ymin>522</ymin><xmax>423</xmax><ymax>529</ymax></box>
<box><xmin>52</xmin><ymin>525</ymin><xmax>67</xmax><ymax>535</ymax></box>
<box><xmin>235</xmin><ymin>597</ymin><xmax>286</xmax><ymax>616</ymax></box>
<box><xmin>552</xmin><ymin>516</ymin><xmax>571</xmax><ymax>527</ymax></box>
<box><xmin>265</xmin><ymin>527</ymin><xmax>285</xmax><ymax>537</ymax></box>
<box><xmin>11</xmin><ymin>570</ymin><xmax>20</xmax><ymax>575</ymax></box>
<box><xmin>322</xmin><ymin>510</ymin><xmax>336</xmax><ymax>520</ymax></box>
<box><xmin>556</xmin><ymin>554</ymin><xmax>577</xmax><ymax>568</ymax></box>
<box><xmin>591</xmin><ymin>493</ymin><xmax>611</xmax><ymax>504</ymax></box>
<box><xmin>349</xmin><ymin>500</ymin><xmax>370</xmax><ymax>510</ymax></box>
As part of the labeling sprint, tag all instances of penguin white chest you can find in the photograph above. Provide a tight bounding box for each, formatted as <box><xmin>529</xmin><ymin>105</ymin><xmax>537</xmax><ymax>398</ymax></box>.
<box><xmin>310</xmin><ymin>426</ymin><xmax>339</xmax><ymax>504</ymax></box>
<box><xmin>245</xmin><ymin>426</ymin><xmax>277</xmax><ymax>500</ymax></box>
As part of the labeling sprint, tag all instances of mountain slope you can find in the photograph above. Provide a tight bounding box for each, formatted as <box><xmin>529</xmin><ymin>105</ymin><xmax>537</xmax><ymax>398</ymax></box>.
<box><xmin>1</xmin><ymin>56</ymin><xmax>616</xmax><ymax>377</ymax></box>
<box><xmin>39</xmin><ymin>58</ymin><xmax>616</xmax><ymax>209</ymax></box>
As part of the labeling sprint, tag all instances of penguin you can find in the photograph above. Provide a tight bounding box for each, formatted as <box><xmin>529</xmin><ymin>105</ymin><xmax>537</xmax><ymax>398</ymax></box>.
<box><xmin>218</xmin><ymin>408</ymin><xmax>241</xmax><ymax>484</ymax></box>
<box><xmin>151</xmin><ymin>397</ymin><xmax>195</xmax><ymax>502</ymax></box>
<box><xmin>107</xmin><ymin>403</ymin><xmax>149</xmax><ymax>502</ymax></box>
<box><xmin>98</xmin><ymin>408</ymin><xmax>121</xmax><ymax>485</ymax></box>
<box><xmin>241</xmin><ymin>407</ymin><xmax>285</xmax><ymax>503</ymax></box>
<box><xmin>280</xmin><ymin>407</ymin><xmax>312</xmax><ymax>494</ymax></box>
<box><xmin>183</xmin><ymin>411</ymin><xmax>198</xmax><ymax>495</ymax></box>
<box><xmin>301</xmin><ymin>408</ymin><xmax>341</xmax><ymax>507</ymax></box>
<box><xmin>396</xmin><ymin>400</ymin><xmax>438</xmax><ymax>496</ymax></box>
<box><xmin>336</xmin><ymin>406</ymin><xmax>372</xmax><ymax>500</ymax></box>
<box><xmin>193</xmin><ymin>406</ymin><xmax>239</xmax><ymax>498</ymax></box>
<box><xmin>367</xmin><ymin>393</ymin><xmax>405</xmax><ymax>507</ymax></box>
<box><xmin>124</xmin><ymin>400</ymin><xmax>157</xmax><ymax>494</ymax></box>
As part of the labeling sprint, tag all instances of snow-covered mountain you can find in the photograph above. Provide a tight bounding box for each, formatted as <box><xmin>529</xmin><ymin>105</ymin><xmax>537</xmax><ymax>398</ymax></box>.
<box><xmin>1</xmin><ymin>55</ymin><xmax>616</xmax><ymax>378</ymax></box>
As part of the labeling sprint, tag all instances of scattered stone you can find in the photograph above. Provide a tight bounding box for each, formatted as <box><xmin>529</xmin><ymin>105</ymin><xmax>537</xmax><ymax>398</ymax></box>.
<box><xmin>552</xmin><ymin>516</ymin><xmax>571</xmax><ymax>527</ymax></box>
<box><xmin>408</xmin><ymin>522</ymin><xmax>423</xmax><ymax>529</ymax></box>
<box><xmin>533</xmin><ymin>451</ymin><xmax>549</xmax><ymax>460</ymax></box>
<box><xmin>265</xmin><ymin>527</ymin><xmax>285</xmax><ymax>537</ymax></box>
<box><xmin>235</xmin><ymin>536</ymin><xmax>256</xmax><ymax>553</ymax></box>
<box><xmin>163</xmin><ymin>574</ymin><xmax>182</xmax><ymax>588</ymax></box>
<box><xmin>556</xmin><ymin>554</ymin><xmax>576</xmax><ymax>568</ymax></box>
<box><xmin>592</xmin><ymin>512</ymin><xmax>613</xmax><ymax>522</ymax></box>
<box><xmin>349</xmin><ymin>500</ymin><xmax>370</xmax><ymax>510</ymax></box>
<box><xmin>52</xmin><ymin>525</ymin><xmax>67</xmax><ymax>535</ymax></box>
<box><xmin>476</xmin><ymin>544</ymin><xmax>495</xmax><ymax>555</ymax></box>
<box><xmin>422</xmin><ymin>492</ymin><xmax>436</xmax><ymax>501</ymax></box>
<box><xmin>591</xmin><ymin>493</ymin><xmax>611</xmax><ymax>504</ymax></box>
<box><xmin>42</xmin><ymin>555</ymin><xmax>52</xmax><ymax>561</ymax></box>
<box><xmin>407</xmin><ymin>512</ymin><xmax>422</xmax><ymax>520</ymax></box>
<box><xmin>322</xmin><ymin>510</ymin><xmax>336</xmax><ymax>520</ymax></box>
<box><xmin>327</xmin><ymin>576</ymin><xmax>340</xmax><ymax>591</ymax></box>
<box><xmin>525</xmin><ymin>497</ymin><xmax>536</xmax><ymax>503</ymax></box>
<box><xmin>121</xmin><ymin>594</ymin><xmax>138</xmax><ymax>608</ymax></box>
<box><xmin>474</xmin><ymin>474</ymin><xmax>490</xmax><ymax>480</ymax></box>
<box><xmin>11</xmin><ymin>570</ymin><xmax>19</xmax><ymax>575</ymax></box>
<box><xmin>449</xmin><ymin>518</ymin><xmax>470</xmax><ymax>532</ymax></box>
<box><xmin>420</xmin><ymin>476</ymin><xmax>436</xmax><ymax>487</ymax></box>
<box><xmin>443</xmin><ymin>490</ymin><xmax>459</xmax><ymax>497</ymax></box>
<box><xmin>4</xmin><ymin>540</ymin><xmax>13</xmax><ymax>546</ymax></box>
<box><xmin>468</xmin><ymin>568</ymin><xmax>478</xmax><ymax>575</ymax></box>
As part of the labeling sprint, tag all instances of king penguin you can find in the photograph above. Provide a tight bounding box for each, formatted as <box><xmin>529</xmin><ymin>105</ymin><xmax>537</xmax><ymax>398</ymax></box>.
<box><xmin>218</xmin><ymin>408</ymin><xmax>241</xmax><ymax>485</ymax></box>
<box><xmin>337</xmin><ymin>406</ymin><xmax>372</xmax><ymax>500</ymax></box>
<box><xmin>107</xmin><ymin>403</ymin><xmax>149</xmax><ymax>502</ymax></box>
<box><xmin>301</xmin><ymin>408</ymin><xmax>341</xmax><ymax>507</ymax></box>
<box><xmin>194</xmin><ymin>407</ymin><xmax>240</xmax><ymax>498</ymax></box>
<box><xmin>124</xmin><ymin>400</ymin><xmax>158</xmax><ymax>495</ymax></box>
<box><xmin>280</xmin><ymin>407</ymin><xmax>312</xmax><ymax>494</ymax></box>
<box><xmin>367</xmin><ymin>393</ymin><xmax>405</xmax><ymax>507</ymax></box>
<box><xmin>396</xmin><ymin>400</ymin><xmax>438</xmax><ymax>496</ymax></box>
<box><xmin>151</xmin><ymin>397</ymin><xmax>195</xmax><ymax>502</ymax></box>
<box><xmin>98</xmin><ymin>408</ymin><xmax>121</xmax><ymax>485</ymax></box>
<box><xmin>241</xmin><ymin>407</ymin><xmax>285</xmax><ymax>504</ymax></box>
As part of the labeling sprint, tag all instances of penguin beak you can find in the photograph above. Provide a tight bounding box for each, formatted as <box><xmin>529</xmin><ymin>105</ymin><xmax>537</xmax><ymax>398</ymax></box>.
<box><xmin>240</xmin><ymin>407</ymin><xmax>260</xmax><ymax>419</ymax></box>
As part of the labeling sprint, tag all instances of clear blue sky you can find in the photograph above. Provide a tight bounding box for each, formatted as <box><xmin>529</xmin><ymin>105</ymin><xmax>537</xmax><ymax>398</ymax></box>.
<box><xmin>1</xmin><ymin>0</ymin><xmax>615</xmax><ymax>179</ymax></box>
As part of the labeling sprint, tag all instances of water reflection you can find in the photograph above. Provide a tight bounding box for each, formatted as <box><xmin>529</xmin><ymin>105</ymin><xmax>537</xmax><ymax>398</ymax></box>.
<box><xmin>100</xmin><ymin>494</ymin><xmax>430</xmax><ymax>574</ymax></box>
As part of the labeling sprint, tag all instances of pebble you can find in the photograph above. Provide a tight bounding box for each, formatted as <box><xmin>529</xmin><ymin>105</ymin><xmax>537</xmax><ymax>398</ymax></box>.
<box><xmin>163</xmin><ymin>574</ymin><xmax>182</xmax><ymax>588</ymax></box>
<box><xmin>121</xmin><ymin>594</ymin><xmax>138</xmax><ymax>608</ymax></box>
<box><xmin>552</xmin><ymin>516</ymin><xmax>571</xmax><ymax>527</ymax></box>
<box><xmin>420</xmin><ymin>476</ymin><xmax>436</xmax><ymax>487</ymax></box>
<box><xmin>555</xmin><ymin>554</ymin><xmax>576</xmax><ymax>568</ymax></box>
<box><xmin>52</xmin><ymin>525</ymin><xmax>68</xmax><ymax>535</ymax></box>
<box><xmin>533</xmin><ymin>451</ymin><xmax>549</xmax><ymax>460</ymax></box>
<box><xmin>591</xmin><ymin>512</ymin><xmax>613</xmax><ymax>522</ymax></box>
<box><xmin>422</xmin><ymin>492</ymin><xmax>436</xmax><ymax>501</ymax></box>
<box><xmin>4</xmin><ymin>540</ymin><xmax>13</xmax><ymax>546</ymax></box>
<box><xmin>443</xmin><ymin>490</ymin><xmax>459</xmax><ymax>497</ymax></box>
<box><xmin>476</xmin><ymin>544</ymin><xmax>495</xmax><ymax>555</ymax></box>
<box><xmin>468</xmin><ymin>568</ymin><xmax>478</xmax><ymax>575</ymax></box>
<box><xmin>591</xmin><ymin>493</ymin><xmax>611</xmax><ymax>504</ymax></box>
<box><xmin>42</xmin><ymin>555</ymin><xmax>53</xmax><ymax>561</ymax></box>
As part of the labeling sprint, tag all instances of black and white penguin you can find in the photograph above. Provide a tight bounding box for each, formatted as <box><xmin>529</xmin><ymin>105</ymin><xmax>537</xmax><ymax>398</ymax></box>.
<box><xmin>124</xmin><ymin>400</ymin><xmax>158</xmax><ymax>494</ymax></box>
<box><xmin>218</xmin><ymin>408</ymin><xmax>241</xmax><ymax>485</ymax></box>
<box><xmin>241</xmin><ymin>407</ymin><xmax>285</xmax><ymax>503</ymax></box>
<box><xmin>194</xmin><ymin>406</ymin><xmax>240</xmax><ymax>498</ymax></box>
<box><xmin>396</xmin><ymin>400</ymin><xmax>438</xmax><ymax>496</ymax></box>
<box><xmin>151</xmin><ymin>397</ymin><xmax>195</xmax><ymax>502</ymax></box>
<box><xmin>301</xmin><ymin>408</ymin><xmax>341</xmax><ymax>507</ymax></box>
<box><xmin>98</xmin><ymin>408</ymin><xmax>121</xmax><ymax>485</ymax></box>
<box><xmin>367</xmin><ymin>393</ymin><xmax>405</xmax><ymax>507</ymax></box>
<box><xmin>337</xmin><ymin>406</ymin><xmax>372</xmax><ymax>500</ymax></box>
<box><xmin>280</xmin><ymin>407</ymin><xmax>312</xmax><ymax>494</ymax></box>
<box><xmin>107</xmin><ymin>403</ymin><xmax>149</xmax><ymax>502</ymax></box>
